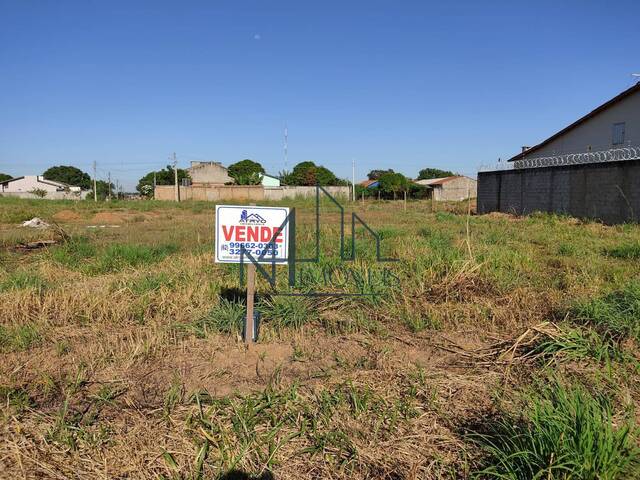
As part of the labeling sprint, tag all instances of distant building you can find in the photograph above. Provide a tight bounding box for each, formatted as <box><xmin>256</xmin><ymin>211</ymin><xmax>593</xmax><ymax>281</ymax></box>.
<box><xmin>415</xmin><ymin>176</ymin><xmax>477</xmax><ymax>201</ymax></box>
<box><xmin>0</xmin><ymin>175</ymin><xmax>88</xmax><ymax>199</ymax></box>
<box><xmin>187</xmin><ymin>161</ymin><xmax>233</xmax><ymax>185</ymax></box>
<box><xmin>260</xmin><ymin>173</ymin><xmax>281</xmax><ymax>187</ymax></box>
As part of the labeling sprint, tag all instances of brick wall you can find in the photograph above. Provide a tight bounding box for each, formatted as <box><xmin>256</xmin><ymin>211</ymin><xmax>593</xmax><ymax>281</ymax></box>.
<box><xmin>477</xmin><ymin>159</ymin><xmax>640</xmax><ymax>224</ymax></box>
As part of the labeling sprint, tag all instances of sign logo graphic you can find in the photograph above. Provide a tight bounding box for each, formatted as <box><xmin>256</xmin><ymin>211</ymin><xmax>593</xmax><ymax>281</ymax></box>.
<box><xmin>239</xmin><ymin>210</ymin><xmax>267</xmax><ymax>224</ymax></box>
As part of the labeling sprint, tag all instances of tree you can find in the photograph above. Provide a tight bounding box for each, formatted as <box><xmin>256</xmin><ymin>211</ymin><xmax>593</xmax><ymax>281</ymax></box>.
<box><xmin>367</xmin><ymin>169</ymin><xmax>395</xmax><ymax>180</ymax></box>
<box><xmin>417</xmin><ymin>167</ymin><xmax>455</xmax><ymax>180</ymax></box>
<box><xmin>43</xmin><ymin>165</ymin><xmax>91</xmax><ymax>189</ymax></box>
<box><xmin>286</xmin><ymin>161</ymin><xmax>343</xmax><ymax>186</ymax></box>
<box><xmin>228</xmin><ymin>159</ymin><xmax>265</xmax><ymax>184</ymax></box>
<box><xmin>0</xmin><ymin>173</ymin><xmax>12</xmax><ymax>182</ymax></box>
<box><xmin>136</xmin><ymin>165</ymin><xmax>190</xmax><ymax>196</ymax></box>
<box><xmin>378</xmin><ymin>172</ymin><xmax>410</xmax><ymax>200</ymax></box>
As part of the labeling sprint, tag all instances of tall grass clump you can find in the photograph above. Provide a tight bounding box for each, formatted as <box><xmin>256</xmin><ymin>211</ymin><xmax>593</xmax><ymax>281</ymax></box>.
<box><xmin>605</xmin><ymin>242</ymin><xmax>640</xmax><ymax>259</ymax></box>
<box><xmin>177</xmin><ymin>299</ymin><xmax>245</xmax><ymax>338</ymax></box>
<box><xmin>51</xmin><ymin>237</ymin><xmax>96</xmax><ymax>268</ymax></box>
<box><xmin>88</xmin><ymin>243</ymin><xmax>178</xmax><ymax>274</ymax></box>
<box><xmin>0</xmin><ymin>323</ymin><xmax>40</xmax><ymax>352</ymax></box>
<box><xmin>259</xmin><ymin>296</ymin><xmax>314</xmax><ymax>330</ymax></box>
<box><xmin>572</xmin><ymin>282</ymin><xmax>640</xmax><ymax>343</ymax></box>
<box><xmin>0</xmin><ymin>271</ymin><xmax>46</xmax><ymax>292</ymax></box>
<box><xmin>52</xmin><ymin>239</ymin><xmax>178</xmax><ymax>274</ymax></box>
<box><xmin>470</xmin><ymin>381</ymin><xmax>640</xmax><ymax>479</ymax></box>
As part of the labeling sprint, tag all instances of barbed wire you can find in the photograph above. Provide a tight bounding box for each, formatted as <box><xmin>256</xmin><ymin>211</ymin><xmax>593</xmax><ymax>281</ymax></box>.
<box><xmin>480</xmin><ymin>146</ymin><xmax>640</xmax><ymax>172</ymax></box>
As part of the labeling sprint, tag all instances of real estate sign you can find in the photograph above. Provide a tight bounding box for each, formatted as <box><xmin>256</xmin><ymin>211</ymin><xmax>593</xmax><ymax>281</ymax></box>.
<box><xmin>215</xmin><ymin>205</ymin><xmax>289</xmax><ymax>264</ymax></box>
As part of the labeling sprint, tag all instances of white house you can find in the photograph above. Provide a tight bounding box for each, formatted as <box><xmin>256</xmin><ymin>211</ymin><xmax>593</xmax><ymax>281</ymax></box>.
<box><xmin>0</xmin><ymin>176</ymin><xmax>88</xmax><ymax>199</ymax></box>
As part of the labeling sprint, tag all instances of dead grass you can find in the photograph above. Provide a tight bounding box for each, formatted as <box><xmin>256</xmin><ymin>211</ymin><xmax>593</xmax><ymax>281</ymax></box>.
<box><xmin>1</xmin><ymin>197</ymin><xmax>640</xmax><ymax>479</ymax></box>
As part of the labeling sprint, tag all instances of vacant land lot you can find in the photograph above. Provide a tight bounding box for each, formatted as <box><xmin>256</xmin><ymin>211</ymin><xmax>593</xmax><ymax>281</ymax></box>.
<box><xmin>1</xmin><ymin>196</ymin><xmax>639</xmax><ymax>479</ymax></box>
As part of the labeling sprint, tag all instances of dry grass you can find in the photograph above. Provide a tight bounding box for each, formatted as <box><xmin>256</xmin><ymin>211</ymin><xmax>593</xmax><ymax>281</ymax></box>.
<box><xmin>1</xmin><ymin>197</ymin><xmax>639</xmax><ymax>479</ymax></box>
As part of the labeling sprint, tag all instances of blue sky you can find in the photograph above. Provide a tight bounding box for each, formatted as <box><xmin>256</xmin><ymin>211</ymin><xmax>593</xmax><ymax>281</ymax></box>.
<box><xmin>1</xmin><ymin>0</ymin><xmax>639</xmax><ymax>190</ymax></box>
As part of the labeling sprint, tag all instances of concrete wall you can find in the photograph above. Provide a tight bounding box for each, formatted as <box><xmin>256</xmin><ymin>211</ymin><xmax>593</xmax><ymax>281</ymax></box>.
<box><xmin>155</xmin><ymin>185</ymin><xmax>264</xmax><ymax>201</ymax></box>
<box><xmin>477</xmin><ymin>159</ymin><xmax>640</xmax><ymax>224</ymax></box>
<box><xmin>523</xmin><ymin>89</ymin><xmax>640</xmax><ymax>157</ymax></box>
<box><xmin>187</xmin><ymin>161</ymin><xmax>233</xmax><ymax>184</ymax></box>
<box><xmin>155</xmin><ymin>185</ymin><xmax>350</xmax><ymax>202</ymax></box>
<box><xmin>0</xmin><ymin>191</ymin><xmax>90</xmax><ymax>200</ymax></box>
<box><xmin>264</xmin><ymin>186</ymin><xmax>349</xmax><ymax>200</ymax></box>
<box><xmin>434</xmin><ymin>176</ymin><xmax>477</xmax><ymax>201</ymax></box>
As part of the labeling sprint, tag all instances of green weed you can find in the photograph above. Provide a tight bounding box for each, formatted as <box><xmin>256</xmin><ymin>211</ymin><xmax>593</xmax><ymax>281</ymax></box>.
<box><xmin>259</xmin><ymin>296</ymin><xmax>315</xmax><ymax>330</ymax></box>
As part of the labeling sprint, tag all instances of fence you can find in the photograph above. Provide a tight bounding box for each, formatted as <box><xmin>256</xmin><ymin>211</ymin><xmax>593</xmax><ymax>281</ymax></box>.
<box><xmin>154</xmin><ymin>185</ymin><xmax>350</xmax><ymax>202</ymax></box>
<box><xmin>477</xmin><ymin>157</ymin><xmax>640</xmax><ymax>224</ymax></box>
<box><xmin>480</xmin><ymin>145</ymin><xmax>640</xmax><ymax>172</ymax></box>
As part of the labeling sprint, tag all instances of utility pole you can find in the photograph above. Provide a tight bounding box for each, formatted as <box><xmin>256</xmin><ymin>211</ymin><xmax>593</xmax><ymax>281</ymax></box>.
<box><xmin>352</xmin><ymin>158</ymin><xmax>356</xmax><ymax>202</ymax></box>
<box><xmin>172</xmin><ymin>152</ymin><xmax>179</xmax><ymax>202</ymax></box>
<box><xmin>107</xmin><ymin>172</ymin><xmax>112</xmax><ymax>201</ymax></box>
<box><xmin>93</xmin><ymin>161</ymin><xmax>97</xmax><ymax>202</ymax></box>
<box><xmin>153</xmin><ymin>171</ymin><xmax>157</xmax><ymax>200</ymax></box>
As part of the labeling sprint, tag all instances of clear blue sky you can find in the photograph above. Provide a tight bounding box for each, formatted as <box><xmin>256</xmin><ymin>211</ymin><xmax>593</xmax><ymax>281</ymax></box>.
<box><xmin>1</xmin><ymin>0</ymin><xmax>639</xmax><ymax>190</ymax></box>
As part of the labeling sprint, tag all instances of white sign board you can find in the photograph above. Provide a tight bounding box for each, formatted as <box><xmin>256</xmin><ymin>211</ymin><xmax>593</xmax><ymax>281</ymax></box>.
<box><xmin>215</xmin><ymin>205</ymin><xmax>289</xmax><ymax>264</ymax></box>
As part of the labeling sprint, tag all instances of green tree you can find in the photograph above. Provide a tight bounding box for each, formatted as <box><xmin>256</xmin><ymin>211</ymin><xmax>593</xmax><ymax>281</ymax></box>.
<box><xmin>378</xmin><ymin>172</ymin><xmax>410</xmax><ymax>200</ymax></box>
<box><xmin>417</xmin><ymin>167</ymin><xmax>455</xmax><ymax>180</ymax></box>
<box><xmin>136</xmin><ymin>165</ymin><xmax>190</xmax><ymax>196</ymax></box>
<box><xmin>287</xmin><ymin>161</ymin><xmax>343</xmax><ymax>186</ymax></box>
<box><xmin>0</xmin><ymin>173</ymin><xmax>12</xmax><ymax>182</ymax></box>
<box><xmin>227</xmin><ymin>159</ymin><xmax>265</xmax><ymax>184</ymax></box>
<box><xmin>367</xmin><ymin>169</ymin><xmax>395</xmax><ymax>180</ymax></box>
<box><xmin>43</xmin><ymin>165</ymin><xmax>92</xmax><ymax>189</ymax></box>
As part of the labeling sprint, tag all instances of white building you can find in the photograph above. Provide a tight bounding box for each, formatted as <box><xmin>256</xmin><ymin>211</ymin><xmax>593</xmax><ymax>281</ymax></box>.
<box><xmin>0</xmin><ymin>175</ymin><xmax>89</xmax><ymax>199</ymax></box>
<box><xmin>260</xmin><ymin>173</ymin><xmax>281</xmax><ymax>187</ymax></box>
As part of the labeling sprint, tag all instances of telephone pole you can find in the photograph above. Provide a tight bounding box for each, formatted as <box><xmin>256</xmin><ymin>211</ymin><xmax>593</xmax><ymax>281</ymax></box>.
<box><xmin>93</xmin><ymin>161</ymin><xmax>97</xmax><ymax>202</ymax></box>
<box><xmin>107</xmin><ymin>172</ymin><xmax>112</xmax><ymax>201</ymax></box>
<box><xmin>172</xmin><ymin>152</ymin><xmax>179</xmax><ymax>202</ymax></box>
<box><xmin>153</xmin><ymin>171</ymin><xmax>157</xmax><ymax>200</ymax></box>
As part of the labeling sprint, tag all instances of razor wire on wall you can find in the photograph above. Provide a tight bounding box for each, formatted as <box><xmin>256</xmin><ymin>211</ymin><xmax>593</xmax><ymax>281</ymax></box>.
<box><xmin>480</xmin><ymin>146</ymin><xmax>640</xmax><ymax>172</ymax></box>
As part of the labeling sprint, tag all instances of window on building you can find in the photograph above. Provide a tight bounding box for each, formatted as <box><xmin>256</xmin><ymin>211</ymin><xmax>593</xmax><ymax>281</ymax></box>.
<box><xmin>612</xmin><ymin>122</ymin><xmax>626</xmax><ymax>145</ymax></box>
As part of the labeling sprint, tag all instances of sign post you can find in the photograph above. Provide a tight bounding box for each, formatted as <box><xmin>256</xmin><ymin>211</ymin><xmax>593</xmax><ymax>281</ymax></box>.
<box><xmin>245</xmin><ymin>263</ymin><xmax>256</xmax><ymax>344</ymax></box>
<box><xmin>214</xmin><ymin>205</ymin><xmax>290</xmax><ymax>344</ymax></box>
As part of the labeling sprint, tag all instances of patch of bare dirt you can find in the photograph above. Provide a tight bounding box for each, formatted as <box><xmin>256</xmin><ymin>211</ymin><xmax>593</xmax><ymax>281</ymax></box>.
<box><xmin>52</xmin><ymin>210</ymin><xmax>82</xmax><ymax>222</ymax></box>
<box><xmin>91</xmin><ymin>212</ymin><xmax>126</xmax><ymax>224</ymax></box>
